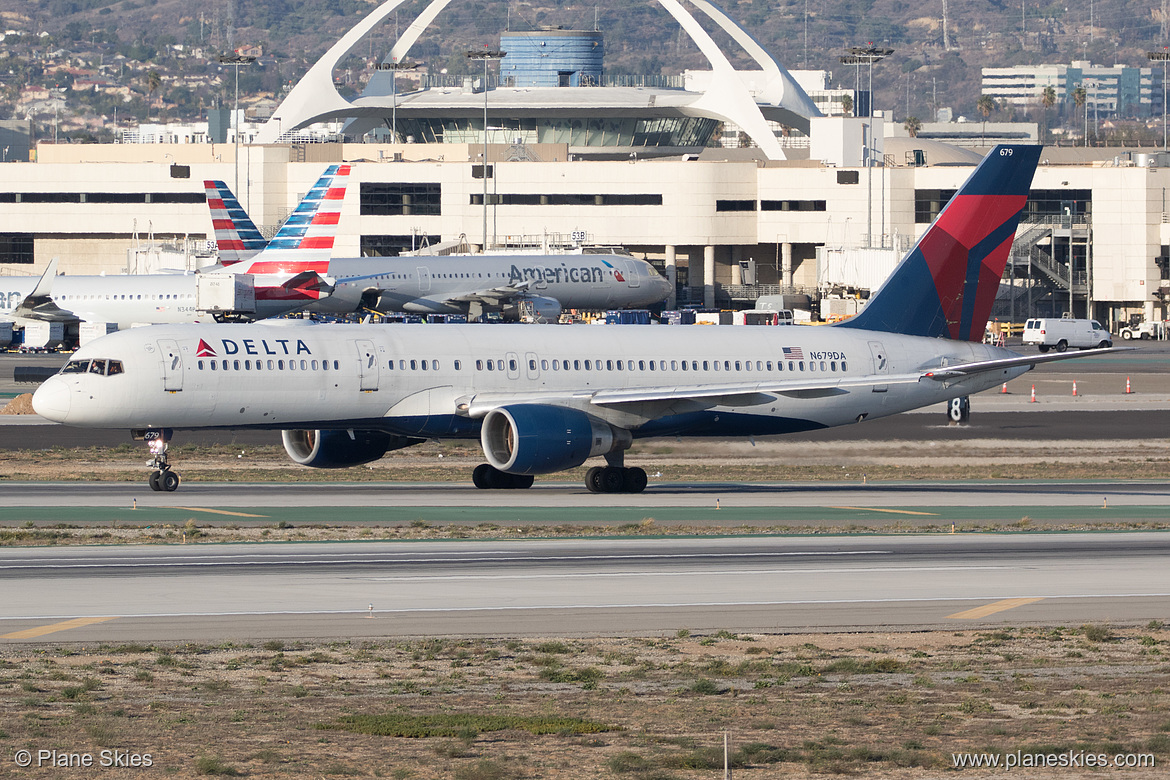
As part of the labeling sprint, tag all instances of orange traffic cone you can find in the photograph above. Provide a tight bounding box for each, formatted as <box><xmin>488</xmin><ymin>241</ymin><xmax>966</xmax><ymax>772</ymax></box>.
<box><xmin>1125</xmin><ymin>376</ymin><xmax>1133</xmax><ymax>394</ymax></box>
<box><xmin>1030</xmin><ymin>384</ymin><xmax>1037</xmax><ymax>403</ymax></box>
<box><xmin>1001</xmin><ymin>382</ymin><xmax>1009</xmax><ymax>394</ymax></box>
<box><xmin>1072</xmin><ymin>381</ymin><xmax>1078</xmax><ymax>397</ymax></box>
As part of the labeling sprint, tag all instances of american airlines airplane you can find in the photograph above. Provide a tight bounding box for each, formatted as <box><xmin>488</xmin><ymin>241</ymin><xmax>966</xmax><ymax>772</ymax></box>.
<box><xmin>34</xmin><ymin>145</ymin><xmax>1113</xmax><ymax>494</ymax></box>
<box><xmin>204</xmin><ymin>178</ymin><xmax>672</xmax><ymax>320</ymax></box>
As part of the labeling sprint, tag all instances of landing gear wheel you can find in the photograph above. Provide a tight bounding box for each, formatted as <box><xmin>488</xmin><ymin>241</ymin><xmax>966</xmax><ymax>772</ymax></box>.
<box><xmin>472</xmin><ymin>463</ymin><xmax>492</xmax><ymax>489</ymax></box>
<box><xmin>160</xmin><ymin>470</ymin><xmax>180</xmax><ymax>492</ymax></box>
<box><xmin>148</xmin><ymin>471</ymin><xmax>162</xmax><ymax>492</ymax></box>
<box><xmin>472</xmin><ymin>464</ymin><xmax>534</xmax><ymax>489</ymax></box>
<box><xmin>600</xmin><ymin>467</ymin><xmax>625</xmax><ymax>494</ymax></box>
<box><xmin>585</xmin><ymin>466</ymin><xmax>605</xmax><ymax>493</ymax></box>
<box><xmin>508</xmin><ymin>474</ymin><xmax>535</xmax><ymax>489</ymax></box>
<box><xmin>623</xmin><ymin>467</ymin><xmax>648</xmax><ymax>494</ymax></box>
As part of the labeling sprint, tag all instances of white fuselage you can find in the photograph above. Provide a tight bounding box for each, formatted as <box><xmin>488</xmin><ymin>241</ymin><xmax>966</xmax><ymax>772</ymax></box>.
<box><xmin>33</xmin><ymin>321</ymin><xmax>1029</xmax><ymax>440</ymax></box>
<box><xmin>303</xmin><ymin>253</ymin><xmax>672</xmax><ymax>314</ymax></box>
<box><xmin>0</xmin><ymin>274</ymin><xmax>305</xmax><ymax>330</ymax></box>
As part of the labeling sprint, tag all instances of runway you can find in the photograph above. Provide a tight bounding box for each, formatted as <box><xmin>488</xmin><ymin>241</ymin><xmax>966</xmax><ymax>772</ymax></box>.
<box><xmin>4</xmin><ymin>478</ymin><xmax>1170</xmax><ymax>510</ymax></box>
<box><xmin>2</xmin><ymin>533</ymin><xmax>1168</xmax><ymax>642</ymax></box>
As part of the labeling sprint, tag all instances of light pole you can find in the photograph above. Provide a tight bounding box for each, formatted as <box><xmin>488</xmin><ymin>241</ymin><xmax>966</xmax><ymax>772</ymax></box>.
<box><xmin>376</xmin><ymin>59</ymin><xmax>419</xmax><ymax>142</ymax></box>
<box><xmin>839</xmin><ymin>46</ymin><xmax>893</xmax><ymax>247</ymax></box>
<box><xmin>466</xmin><ymin>48</ymin><xmax>506</xmax><ymax>251</ymax></box>
<box><xmin>1147</xmin><ymin>49</ymin><xmax>1169</xmax><ymax>151</ymax></box>
<box><xmin>218</xmin><ymin>53</ymin><xmax>257</xmax><ymax>200</ymax></box>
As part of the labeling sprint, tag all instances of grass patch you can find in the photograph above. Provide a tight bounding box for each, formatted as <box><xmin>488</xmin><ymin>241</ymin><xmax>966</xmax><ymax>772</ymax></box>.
<box><xmin>318</xmin><ymin>712</ymin><xmax>616</xmax><ymax>738</ymax></box>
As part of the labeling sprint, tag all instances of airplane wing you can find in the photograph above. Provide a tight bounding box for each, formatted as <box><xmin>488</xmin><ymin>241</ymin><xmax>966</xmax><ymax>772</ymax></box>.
<box><xmin>9</xmin><ymin>258</ymin><xmax>76</xmax><ymax>323</ymax></box>
<box><xmin>440</xmin><ymin>280</ymin><xmax>533</xmax><ymax>307</ymax></box>
<box><xmin>459</xmin><ymin>372</ymin><xmax>922</xmax><ymax>418</ymax></box>
<box><xmin>917</xmin><ymin>346</ymin><xmax>1133</xmax><ymax>382</ymax></box>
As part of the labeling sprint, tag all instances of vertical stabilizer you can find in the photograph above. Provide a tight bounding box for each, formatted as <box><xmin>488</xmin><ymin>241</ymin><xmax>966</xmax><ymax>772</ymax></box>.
<box><xmin>838</xmin><ymin>144</ymin><xmax>1041</xmax><ymax>341</ymax></box>
<box><xmin>204</xmin><ymin>180</ymin><xmax>268</xmax><ymax>265</ymax></box>
<box><xmin>221</xmin><ymin>164</ymin><xmax>351</xmax><ymax>276</ymax></box>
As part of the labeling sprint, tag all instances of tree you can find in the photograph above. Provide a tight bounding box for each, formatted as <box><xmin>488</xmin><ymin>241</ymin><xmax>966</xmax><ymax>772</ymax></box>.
<box><xmin>145</xmin><ymin>70</ymin><xmax>162</xmax><ymax>103</ymax></box>
<box><xmin>903</xmin><ymin>116</ymin><xmax>922</xmax><ymax>137</ymax></box>
<box><xmin>841</xmin><ymin>93</ymin><xmax>853</xmax><ymax>117</ymax></box>
<box><xmin>1040</xmin><ymin>85</ymin><xmax>1056</xmax><ymax>141</ymax></box>
<box><xmin>1072</xmin><ymin>85</ymin><xmax>1088</xmax><ymax>146</ymax></box>
<box><xmin>976</xmin><ymin>94</ymin><xmax>997</xmax><ymax>146</ymax></box>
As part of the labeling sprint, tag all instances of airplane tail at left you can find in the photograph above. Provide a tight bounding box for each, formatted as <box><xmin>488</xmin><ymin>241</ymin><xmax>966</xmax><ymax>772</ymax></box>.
<box><xmin>838</xmin><ymin>144</ymin><xmax>1041</xmax><ymax>342</ymax></box>
<box><xmin>204</xmin><ymin>180</ymin><xmax>268</xmax><ymax>265</ymax></box>
<box><xmin>216</xmin><ymin>164</ymin><xmax>351</xmax><ymax>277</ymax></box>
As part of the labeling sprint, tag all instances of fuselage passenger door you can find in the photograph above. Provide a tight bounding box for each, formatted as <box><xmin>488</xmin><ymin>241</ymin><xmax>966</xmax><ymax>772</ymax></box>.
<box><xmin>417</xmin><ymin>267</ymin><xmax>431</xmax><ymax>293</ymax></box>
<box><xmin>158</xmin><ymin>339</ymin><xmax>183</xmax><ymax>392</ymax></box>
<box><xmin>868</xmin><ymin>340</ymin><xmax>888</xmax><ymax>393</ymax></box>
<box><xmin>624</xmin><ymin>259</ymin><xmax>641</xmax><ymax>287</ymax></box>
<box><xmin>356</xmin><ymin>339</ymin><xmax>379</xmax><ymax>391</ymax></box>
<box><xmin>506</xmin><ymin>351</ymin><xmax>520</xmax><ymax>380</ymax></box>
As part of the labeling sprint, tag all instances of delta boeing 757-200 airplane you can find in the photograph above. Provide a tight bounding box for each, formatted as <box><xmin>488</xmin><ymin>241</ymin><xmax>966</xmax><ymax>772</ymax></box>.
<box><xmin>34</xmin><ymin>145</ymin><xmax>1118</xmax><ymax>493</ymax></box>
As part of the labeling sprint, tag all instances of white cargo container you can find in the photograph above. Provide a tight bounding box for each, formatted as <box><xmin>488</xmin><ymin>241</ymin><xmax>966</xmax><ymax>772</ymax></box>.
<box><xmin>196</xmin><ymin>273</ymin><xmax>256</xmax><ymax>316</ymax></box>
<box><xmin>22</xmin><ymin>322</ymin><xmax>66</xmax><ymax>351</ymax></box>
<box><xmin>79</xmin><ymin>321</ymin><xmax>118</xmax><ymax>346</ymax></box>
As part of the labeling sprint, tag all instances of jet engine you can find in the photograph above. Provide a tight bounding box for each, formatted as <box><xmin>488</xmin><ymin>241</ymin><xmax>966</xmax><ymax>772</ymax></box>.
<box><xmin>281</xmin><ymin>429</ymin><xmax>422</xmax><ymax>468</ymax></box>
<box><xmin>480</xmin><ymin>404</ymin><xmax>631</xmax><ymax>475</ymax></box>
<box><xmin>506</xmin><ymin>295</ymin><xmax>562</xmax><ymax>322</ymax></box>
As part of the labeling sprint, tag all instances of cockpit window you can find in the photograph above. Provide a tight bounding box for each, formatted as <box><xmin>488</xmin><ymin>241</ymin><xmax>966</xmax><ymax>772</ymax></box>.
<box><xmin>62</xmin><ymin>358</ymin><xmax>124</xmax><ymax>377</ymax></box>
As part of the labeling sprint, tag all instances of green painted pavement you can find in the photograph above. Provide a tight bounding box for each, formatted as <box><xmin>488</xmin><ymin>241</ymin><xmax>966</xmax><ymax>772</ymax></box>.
<box><xmin>1</xmin><ymin>504</ymin><xmax>1168</xmax><ymax>527</ymax></box>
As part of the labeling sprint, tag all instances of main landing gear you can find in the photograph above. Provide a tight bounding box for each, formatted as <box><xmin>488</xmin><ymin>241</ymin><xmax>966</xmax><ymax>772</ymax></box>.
<box><xmin>584</xmin><ymin>450</ymin><xmax>646</xmax><ymax>494</ymax></box>
<box><xmin>585</xmin><ymin>466</ymin><xmax>647</xmax><ymax>494</ymax></box>
<box><xmin>138</xmin><ymin>429</ymin><xmax>181</xmax><ymax>492</ymax></box>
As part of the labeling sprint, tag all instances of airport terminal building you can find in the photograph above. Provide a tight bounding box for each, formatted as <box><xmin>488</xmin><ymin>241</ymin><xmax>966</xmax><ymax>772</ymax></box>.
<box><xmin>0</xmin><ymin>0</ymin><xmax>1168</xmax><ymax>328</ymax></box>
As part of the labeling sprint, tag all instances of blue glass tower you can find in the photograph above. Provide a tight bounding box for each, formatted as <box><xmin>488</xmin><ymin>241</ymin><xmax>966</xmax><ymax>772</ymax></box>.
<box><xmin>500</xmin><ymin>30</ymin><xmax>603</xmax><ymax>88</ymax></box>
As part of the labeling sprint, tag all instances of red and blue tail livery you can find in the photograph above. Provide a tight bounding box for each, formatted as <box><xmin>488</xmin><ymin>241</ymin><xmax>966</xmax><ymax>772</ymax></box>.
<box><xmin>839</xmin><ymin>144</ymin><xmax>1041</xmax><ymax>342</ymax></box>
<box><xmin>204</xmin><ymin>180</ymin><xmax>268</xmax><ymax>265</ymax></box>
<box><xmin>264</xmin><ymin>164</ymin><xmax>350</xmax><ymax>254</ymax></box>
<box><xmin>226</xmin><ymin>164</ymin><xmax>351</xmax><ymax>277</ymax></box>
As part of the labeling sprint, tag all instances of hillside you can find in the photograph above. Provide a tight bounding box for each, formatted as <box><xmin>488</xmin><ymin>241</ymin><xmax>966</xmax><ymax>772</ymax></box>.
<box><xmin>0</xmin><ymin>0</ymin><xmax>1166</xmax><ymax>129</ymax></box>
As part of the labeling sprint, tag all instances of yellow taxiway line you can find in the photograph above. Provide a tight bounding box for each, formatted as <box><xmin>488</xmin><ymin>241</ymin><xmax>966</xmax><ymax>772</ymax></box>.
<box><xmin>946</xmin><ymin>597</ymin><xmax>1045</xmax><ymax>620</ymax></box>
<box><xmin>830</xmin><ymin>506</ymin><xmax>940</xmax><ymax>516</ymax></box>
<box><xmin>2</xmin><ymin>616</ymin><xmax>117</xmax><ymax>640</ymax></box>
<box><xmin>170</xmin><ymin>507</ymin><xmax>268</xmax><ymax>518</ymax></box>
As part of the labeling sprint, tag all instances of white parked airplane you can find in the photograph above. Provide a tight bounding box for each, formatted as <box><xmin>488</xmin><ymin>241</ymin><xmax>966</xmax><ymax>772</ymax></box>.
<box><xmin>34</xmin><ymin>145</ymin><xmax>1115</xmax><ymax>493</ymax></box>
<box><xmin>0</xmin><ymin>167</ymin><xmax>348</xmax><ymax>331</ymax></box>
<box><xmin>204</xmin><ymin>179</ymin><xmax>672</xmax><ymax>320</ymax></box>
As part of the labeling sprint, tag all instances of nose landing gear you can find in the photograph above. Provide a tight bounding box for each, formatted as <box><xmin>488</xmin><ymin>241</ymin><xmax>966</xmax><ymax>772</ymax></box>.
<box><xmin>136</xmin><ymin>428</ymin><xmax>181</xmax><ymax>492</ymax></box>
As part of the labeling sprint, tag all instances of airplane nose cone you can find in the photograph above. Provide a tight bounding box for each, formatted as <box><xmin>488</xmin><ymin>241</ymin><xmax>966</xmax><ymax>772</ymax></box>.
<box><xmin>32</xmin><ymin>377</ymin><xmax>70</xmax><ymax>422</ymax></box>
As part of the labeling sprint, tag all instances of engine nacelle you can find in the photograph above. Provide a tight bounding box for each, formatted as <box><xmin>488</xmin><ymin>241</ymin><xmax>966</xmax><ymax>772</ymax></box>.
<box><xmin>480</xmin><ymin>405</ymin><xmax>631</xmax><ymax>475</ymax></box>
<box><xmin>281</xmin><ymin>429</ymin><xmax>421</xmax><ymax>469</ymax></box>
<box><xmin>506</xmin><ymin>295</ymin><xmax>562</xmax><ymax>322</ymax></box>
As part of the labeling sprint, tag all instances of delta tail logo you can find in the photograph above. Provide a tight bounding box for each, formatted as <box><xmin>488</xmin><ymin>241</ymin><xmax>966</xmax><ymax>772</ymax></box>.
<box><xmin>196</xmin><ymin>339</ymin><xmax>217</xmax><ymax>358</ymax></box>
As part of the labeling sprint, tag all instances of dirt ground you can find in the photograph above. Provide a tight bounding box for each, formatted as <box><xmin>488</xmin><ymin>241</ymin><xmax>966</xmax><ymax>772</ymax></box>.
<box><xmin>2</xmin><ymin>626</ymin><xmax>1168</xmax><ymax>778</ymax></box>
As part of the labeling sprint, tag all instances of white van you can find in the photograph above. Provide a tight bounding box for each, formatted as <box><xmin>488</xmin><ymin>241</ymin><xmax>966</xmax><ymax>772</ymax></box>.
<box><xmin>1022</xmin><ymin>317</ymin><xmax>1112</xmax><ymax>352</ymax></box>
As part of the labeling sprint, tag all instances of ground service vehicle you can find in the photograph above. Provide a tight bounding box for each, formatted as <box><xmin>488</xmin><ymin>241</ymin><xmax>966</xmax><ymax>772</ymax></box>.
<box><xmin>1022</xmin><ymin>317</ymin><xmax>1112</xmax><ymax>352</ymax></box>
